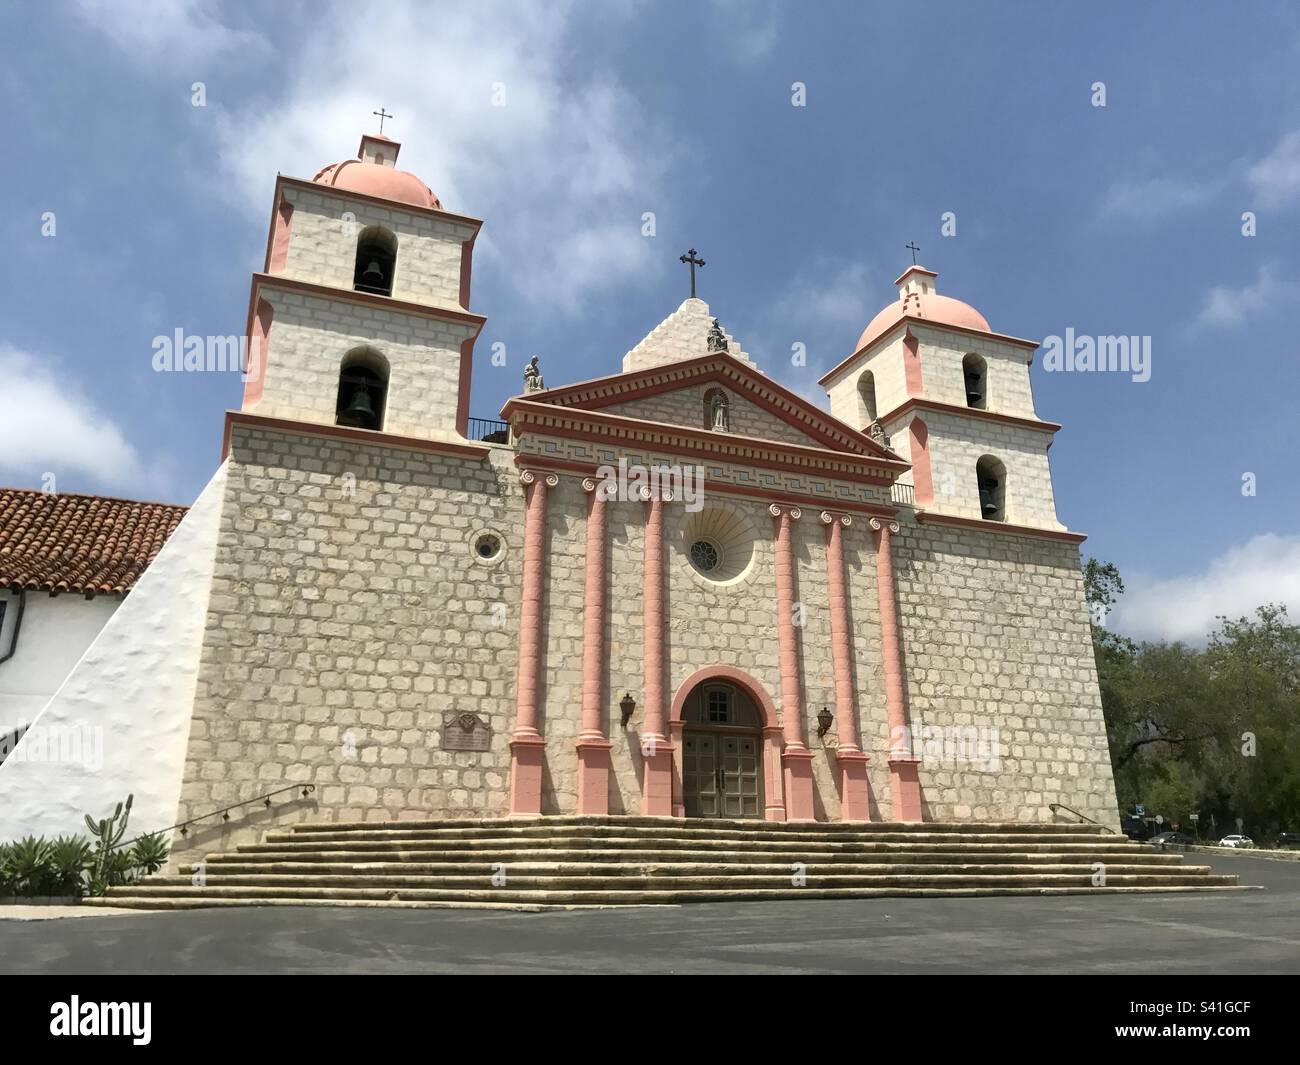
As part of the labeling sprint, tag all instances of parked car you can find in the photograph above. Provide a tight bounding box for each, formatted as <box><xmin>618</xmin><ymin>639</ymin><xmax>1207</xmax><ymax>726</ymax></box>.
<box><xmin>1218</xmin><ymin>834</ymin><xmax>1254</xmax><ymax>848</ymax></box>
<box><xmin>1121</xmin><ymin>816</ymin><xmax>1154</xmax><ymax>841</ymax></box>
<box><xmin>1275</xmin><ymin>832</ymin><xmax>1300</xmax><ymax>849</ymax></box>
<box><xmin>1149</xmin><ymin>831</ymin><xmax>1196</xmax><ymax>847</ymax></box>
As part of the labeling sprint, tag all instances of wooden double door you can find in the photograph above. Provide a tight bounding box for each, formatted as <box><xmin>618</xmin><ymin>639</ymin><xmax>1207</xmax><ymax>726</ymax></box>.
<box><xmin>681</xmin><ymin>728</ymin><xmax>762</xmax><ymax>818</ymax></box>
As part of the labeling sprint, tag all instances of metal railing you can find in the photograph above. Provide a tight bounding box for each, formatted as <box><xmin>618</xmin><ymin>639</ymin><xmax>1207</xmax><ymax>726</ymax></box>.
<box><xmin>468</xmin><ymin>417</ymin><xmax>509</xmax><ymax>443</ymax></box>
<box><xmin>1048</xmin><ymin>802</ymin><xmax>1116</xmax><ymax>832</ymax></box>
<box><xmin>890</xmin><ymin>482</ymin><xmax>916</xmax><ymax>507</ymax></box>
<box><xmin>115</xmin><ymin>783</ymin><xmax>317</xmax><ymax>851</ymax></box>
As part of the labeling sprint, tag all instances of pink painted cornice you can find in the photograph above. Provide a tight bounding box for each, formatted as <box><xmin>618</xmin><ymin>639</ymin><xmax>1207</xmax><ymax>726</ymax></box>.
<box><xmin>915</xmin><ymin>511</ymin><xmax>1088</xmax><ymax>544</ymax></box>
<box><xmin>248</xmin><ymin>273</ymin><xmax>487</xmax><ymax>336</ymax></box>
<box><xmin>510</xmin><ymin>350</ymin><xmax>898</xmax><ymax>461</ymax></box>
<box><xmin>502</xmin><ymin>399</ymin><xmax>909</xmax><ymax>485</ymax></box>
<box><xmin>275</xmin><ymin>174</ymin><xmax>485</xmax><ymax>231</ymax></box>
<box><xmin>878</xmin><ymin>397</ymin><xmax>1062</xmax><ymax>435</ymax></box>
<box><xmin>818</xmin><ymin>318</ymin><xmax>1040</xmax><ymax>388</ymax></box>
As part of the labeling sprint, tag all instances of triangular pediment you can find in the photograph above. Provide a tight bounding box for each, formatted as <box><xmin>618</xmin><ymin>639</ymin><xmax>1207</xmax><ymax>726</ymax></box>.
<box><xmin>504</xmin><ymin>351</ymin><xmax>901</xmax><ymax>462</ymax></box>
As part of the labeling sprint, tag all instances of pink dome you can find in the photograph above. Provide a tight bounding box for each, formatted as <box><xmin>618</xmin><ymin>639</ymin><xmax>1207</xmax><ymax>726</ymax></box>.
<box><xmin>312</xmin><ymin>158</ymin><xmax>443</xmax><ymax>210</ymax></box>
<box><xmin>855</xmin><ymin>270</ymin><xmax>990</xmax><ymax>352</ymax></box>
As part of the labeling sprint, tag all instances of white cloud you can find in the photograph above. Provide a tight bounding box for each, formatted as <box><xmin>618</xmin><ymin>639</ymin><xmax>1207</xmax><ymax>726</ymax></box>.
<box><xmin>1247</xmin><ymin>129</ymin><xmax>1300</xmax><ymax>208</ymax></box>
<box><xmin>1098</xmin><ymin>175</ymin><xmax>1223</xmax><ymax>220</ymax></box>
<box><xmin>1110</xmin><ymin>534</ymin><xmax>1300</xmax><ymax>645</ymax></box>
<box><xmin>74</xmin><ymin>0</ymin><xmax>266</xmax><ymax>64</ymax></box>
<box><xmin>710</xmin><ymin>0</ymin><xmax>781</xmax><ymax>62</ymax></box>
<box><xmin>0</xmin><ymin>347</ymin><xmax>147</xmax><ymax>490</ymax></box>
<box><xmin>1192</xmin><ymin>264</ymin><xmax>1300</xmax><ymax>330</ymax></box>
<box><xmin>197</xmin><ymin>1</ymin><xmax>673</xmax><ymax>315</ymax></box>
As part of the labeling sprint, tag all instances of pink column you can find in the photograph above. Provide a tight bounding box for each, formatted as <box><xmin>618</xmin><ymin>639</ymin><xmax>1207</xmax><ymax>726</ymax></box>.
<box><xmin>575</xmin><ymin>478</ymin><xmax>613</xmax><ymax>814</ymax></box>
<box><xmin>770</xmin><ymin>504</ymin><xmax>815</xmax><ymax>821</ymax></box>
<box><xmin>508</xmin><ymin>469</ymin><xmax>556</xmax><ymax>815</ymax></box>
<box><xmin>822</xmin><ymin>511</ymin><xmax>872</xmax><ymax>821</ymax></box>
<box><xmin>871</xmin><ymin>517</ymin><xmax>923</xmax><ymax>821</ymax></box>
<box><xmin>640</xmin><ymin>488</ymin><xmax>674</xmax><ymax>815</ymax></box>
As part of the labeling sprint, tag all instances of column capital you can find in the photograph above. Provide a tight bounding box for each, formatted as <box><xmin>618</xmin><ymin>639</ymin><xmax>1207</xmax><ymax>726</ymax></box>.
<box><xmin>869</xmin><ymin>516</ymin><xmax>900</xmax><ymax>534</ymax></box>
<box><xmin>820</xmin><ymin>510</ymin><xmax>852</xmax><ymax>528</ymax></box>
<box><xmin>520</xmin><ymin>469</ymin><xmax>559</xmax><ymax>488</ymax></box>
<box><xmin>637</xmin><ymin>484</ymin><xmax>673</xmax><ymax>503</ymax></box>
<box><xmin>768</xmin><ymin>502</ymin><xmax>802</xmax><ymax>520</ymax></box>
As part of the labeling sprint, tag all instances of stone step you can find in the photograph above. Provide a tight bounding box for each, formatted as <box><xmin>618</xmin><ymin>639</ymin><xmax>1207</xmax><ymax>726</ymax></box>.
<box><xmin>234</xmin><ymin>836</ymin><xmax>1133</xmax><ymax>857</ymax></box>
<box><xmin>142</xmin><ymin>870</ymin><xmax>1229</xmax><ymax>890</ymax></box>
<box><xmin>181</xmin><ymin>859</ymin><xmax>1188</xmax><ymax>876</ymax></box>
<box><xmin>97</xmin><ymin>882</ymin><xmax>1252</xmax><ymax>907</ymax></box>
<box><xmin>284</xmin><ymin>815</ymin><xmax>1106</xmax><ymax>835</ymax></box>
<box><xmin>266</xmin><ymin>826</ymin><xmax>1116</xmax><ymax>847</ymax></box>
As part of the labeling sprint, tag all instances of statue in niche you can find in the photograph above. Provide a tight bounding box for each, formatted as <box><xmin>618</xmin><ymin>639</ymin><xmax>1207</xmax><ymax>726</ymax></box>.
<box><xmin>868</xmin><ymin>419</ymin><xmax>890</xmax><ymax>448</ymax></box>
<box><xmin>523</xmin><ymin>355</ymin><xmax>545</xmax><ymax>392</ymax></box>
<box><xmin>710</xmin><ymin>390</ymin><xmax>730</xmax><ymax>432</ymax></box>
<box><xmin>707</xmin><ymin>318</ymin><xmax>729</xmax><ymax>353</ymax></box>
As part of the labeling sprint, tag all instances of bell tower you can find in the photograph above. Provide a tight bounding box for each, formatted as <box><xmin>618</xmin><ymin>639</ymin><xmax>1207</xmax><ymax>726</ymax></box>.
<box><xmin>820</xmin><ymin>266</ymin><xmax>1066</xmax><ymax>532</ymax></box>
<box><xmin>239</xmin><ymin>132</ymin><xmax>486</xmax><ymax>443</ymax></box>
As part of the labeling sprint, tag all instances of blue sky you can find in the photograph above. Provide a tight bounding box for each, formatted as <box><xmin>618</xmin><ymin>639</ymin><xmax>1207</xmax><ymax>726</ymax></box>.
<box><xmin>2</xmin><ymin>0</ymin><xmax>1298</xmax><ymax>642</ymax></box>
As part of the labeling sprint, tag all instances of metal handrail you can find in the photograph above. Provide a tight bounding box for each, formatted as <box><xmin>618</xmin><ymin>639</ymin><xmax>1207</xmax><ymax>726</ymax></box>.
<box><xmin>1048</xmin><ymin>802</ymin><xmax>1116</xmax><ymax>833</ymax></box>
<box><xmin>113</xmin><ymin>783</ymin><xmax>316</xmax><ymax>851</ymax></box>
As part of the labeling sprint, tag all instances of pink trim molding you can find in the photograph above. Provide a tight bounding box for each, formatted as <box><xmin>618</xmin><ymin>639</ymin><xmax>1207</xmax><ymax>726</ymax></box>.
<box><xmin>822</xmin><ymin>511</ymin><xmax>872</xmax><ymax>820</ymax></box>
<box><xmin>908</xmin><ymin>417</ymin><xmax>934</xmax><ymax>506</ymax></box>
<box><xmin>871</xmin><ymin>518</ymin><xmax>923</xmax><ymax>821</ymax></box>
<box><xmin>903</xmin><ymin>330</ymin><xmax>924</xmax><ymax>397</ymax></box>
<box><xmin>509</xmin><ymin>469</ymin><xmax>556</xmax><ymax>815</ymax></box>
<box><xmin>640</xmin><ymin>490</ymin><xmax>674</xmax><ymax>815</ymax></box>
<box><xmin>770</xmin><ymin>504</ymin><xmax>815</xmax><ymax>822</ymax></box>
<box><xmin>575</xmin><ymin>480</ymin><xmax>612</xmax><ymax>814</ymax></box>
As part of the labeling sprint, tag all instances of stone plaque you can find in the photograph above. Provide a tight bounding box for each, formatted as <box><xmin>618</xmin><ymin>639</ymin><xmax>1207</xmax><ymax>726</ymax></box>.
<box><xmin>441</xmin><ymin>711</ymin><xmax>492</xmax><ymax>752</ymax></box>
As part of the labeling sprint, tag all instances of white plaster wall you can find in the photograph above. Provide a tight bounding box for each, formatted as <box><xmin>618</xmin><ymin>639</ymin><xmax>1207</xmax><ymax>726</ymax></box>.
<box><xmin>0</xmin><ymin>464</ymin><xmax>228</xmax><ymax>842</ymax></box>
<box><xmin>0</xmin><ymin>593</ymin><xmax>119</xmax><ymax>730</ymax></box>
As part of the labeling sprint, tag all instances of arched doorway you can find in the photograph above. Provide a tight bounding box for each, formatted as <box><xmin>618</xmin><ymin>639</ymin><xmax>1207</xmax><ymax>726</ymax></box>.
<box><xmin>679</xmin><ymin>680</ymin><xmax>763</xmax><ymax>817</ymax></box>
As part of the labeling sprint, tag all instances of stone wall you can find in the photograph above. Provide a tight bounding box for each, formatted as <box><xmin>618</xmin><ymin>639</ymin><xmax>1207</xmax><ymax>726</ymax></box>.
<box><xmin>275</xmin><ymin>186</ymin><xmax>475</xmax><ymax>311</ymax></box>
<box><xmin>251</xmin><ymin>287</ymin><xmax>474</xmax><ymax>442</ymax></box>
<box><xmin>891</xmin><ymin>518</ymin><xmax>1118</xmax><ymax>829</ymax></box>
<box><xmin>173</xmin><ymin>428</ymin><xmax>523</xmax><ymax>862</ymax></box>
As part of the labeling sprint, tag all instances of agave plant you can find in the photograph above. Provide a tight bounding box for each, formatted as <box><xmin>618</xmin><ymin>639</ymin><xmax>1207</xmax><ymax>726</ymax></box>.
<box><xmin>0</xmin><ymin>841</ymin><xmax>17</xmax><ymax>897</ymax></box>
<box><xmin>127</xmin><ymin>833</ymin><xmax>170</xmax><ymax>877</ymax></box>
<box><xmin>48</xmin><ymin>836</ymin><xmax>94</xmax><ymax>897</ymax></box>
<box><xmin>10</xmin><ymin>836</ymin><xmax>53</xmax><ymax>897</ymax></box>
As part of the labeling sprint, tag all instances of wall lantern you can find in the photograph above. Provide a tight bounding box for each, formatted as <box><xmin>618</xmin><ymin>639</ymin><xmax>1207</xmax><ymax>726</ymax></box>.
<box><xmin>816</xmin><ymin>706</ymin><xmax>834</xmax><ymax>738</ymax></box>
<box><xmin>620</xmin><ymin>692</ymin><xmax>637</xmax><ymax>729</ymax></box>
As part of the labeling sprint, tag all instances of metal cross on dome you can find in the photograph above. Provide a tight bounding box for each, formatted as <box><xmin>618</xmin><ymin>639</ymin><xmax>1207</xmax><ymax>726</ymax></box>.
<box><xmin>906</xmin><ymin>241</ymin><xmax>921</xmax><ymax>265</ymax></box>
<box><xmin>679</xmin><ymin>247</ymin><xmax>706</xmax><ymax>298</ymax></box>
<box><xmin>372</xmin><ymin>108</ymin><xmax>394</xmax><ymax>135</ymax></box>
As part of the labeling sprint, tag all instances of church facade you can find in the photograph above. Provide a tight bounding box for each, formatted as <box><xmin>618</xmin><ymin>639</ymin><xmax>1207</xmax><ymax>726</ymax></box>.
<box><xmin>155</xmin><ymin>132</ymin><xmax>1120</xmax><ymax>859</ymax></box>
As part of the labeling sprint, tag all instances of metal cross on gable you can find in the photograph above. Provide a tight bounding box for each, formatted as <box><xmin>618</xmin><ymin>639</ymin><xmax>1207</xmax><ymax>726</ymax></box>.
<box><xmin>679</xmin><ymin>247</ymin><xmax>706</xmax><ymax>298</ymax></box>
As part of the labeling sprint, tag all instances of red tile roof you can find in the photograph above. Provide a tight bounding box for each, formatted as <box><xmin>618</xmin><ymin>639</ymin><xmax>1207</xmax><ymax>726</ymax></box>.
<box><xmin>0</xmin><ymin>488</ymin><xmax>188</xmax><ymax>597</ymax></box>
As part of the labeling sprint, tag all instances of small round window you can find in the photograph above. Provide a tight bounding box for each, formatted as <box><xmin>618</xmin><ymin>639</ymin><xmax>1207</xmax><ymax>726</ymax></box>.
<box><xmin>689</xmin><ymin>538</ymin><xmax>722</xmax><ymax>574</ymax></box>
<box><xmin>474</xmin><ymin>533</ymin><xmax>502</xmax><ymax>560</ymax></box>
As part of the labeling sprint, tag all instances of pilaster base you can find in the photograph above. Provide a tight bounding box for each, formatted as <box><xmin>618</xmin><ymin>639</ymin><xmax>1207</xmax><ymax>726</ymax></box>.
<box><xmin>888</xmin><ymin>755</ymin><xmax>924</xmax><ymax>821</ymax></box>
<box><xmin>641</xmin><ymin>736</ymin><xmax>675</xmax><ymax>816</ymax></box>
<box><xmin>574</xmin><ymin>738</ymin><xmax>614</xmax><ymax>815</ymax></box>
<box><xmin>781</xmin><ymin>748</ymin><xmax>817</xmax><ymax>822</ymax></box>
<box><xmin>835</xmin><ymin>749</ymin><xmax>872</xmax><ymax>821</ymax></box>
<box><xmin>508</xmin><ymin>735</ymin><xmax>546</xmax><ymax>816</ymax></box>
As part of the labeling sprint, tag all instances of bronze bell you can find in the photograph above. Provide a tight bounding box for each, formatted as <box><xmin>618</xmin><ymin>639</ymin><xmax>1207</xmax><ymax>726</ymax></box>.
<box><xmin>979</xmin><ymin>477</ymin><xmax>1000</xmax><ymax>516</ymax></box>
<box><xmin>965</xmin><ymin>372</ymin><xmax>983</xmax><ymax>406</ymax></box>
<box><xmin>339</xmin><ymin>384</ymin><xmax>377</xmax><ymax>429</ymax></box>
<box><xmin>361</xmin><ymin>259</ymin><xmax>385</xmax><ymax>287</ymax></box>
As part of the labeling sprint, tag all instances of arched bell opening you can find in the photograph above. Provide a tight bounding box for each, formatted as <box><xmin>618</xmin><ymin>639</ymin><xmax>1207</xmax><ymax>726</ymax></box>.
<box><xmin>335</xmin><ymin>348</ymin><xmax>389</xmax><ymax>431</ymax></box>
<box><xmin>976</xmin><ymin>454</ymin><xmax>1006</xmax><ymax>522</ymax></box>
<box><xmin>352</xmin><ymin>225</ymin><xmax>398</xmax><ymax>296</ymax></box>
<box><xmin>963</xmin><ymin>353</ymin><xmax>988</xmax><ymax>410</ymax></box>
